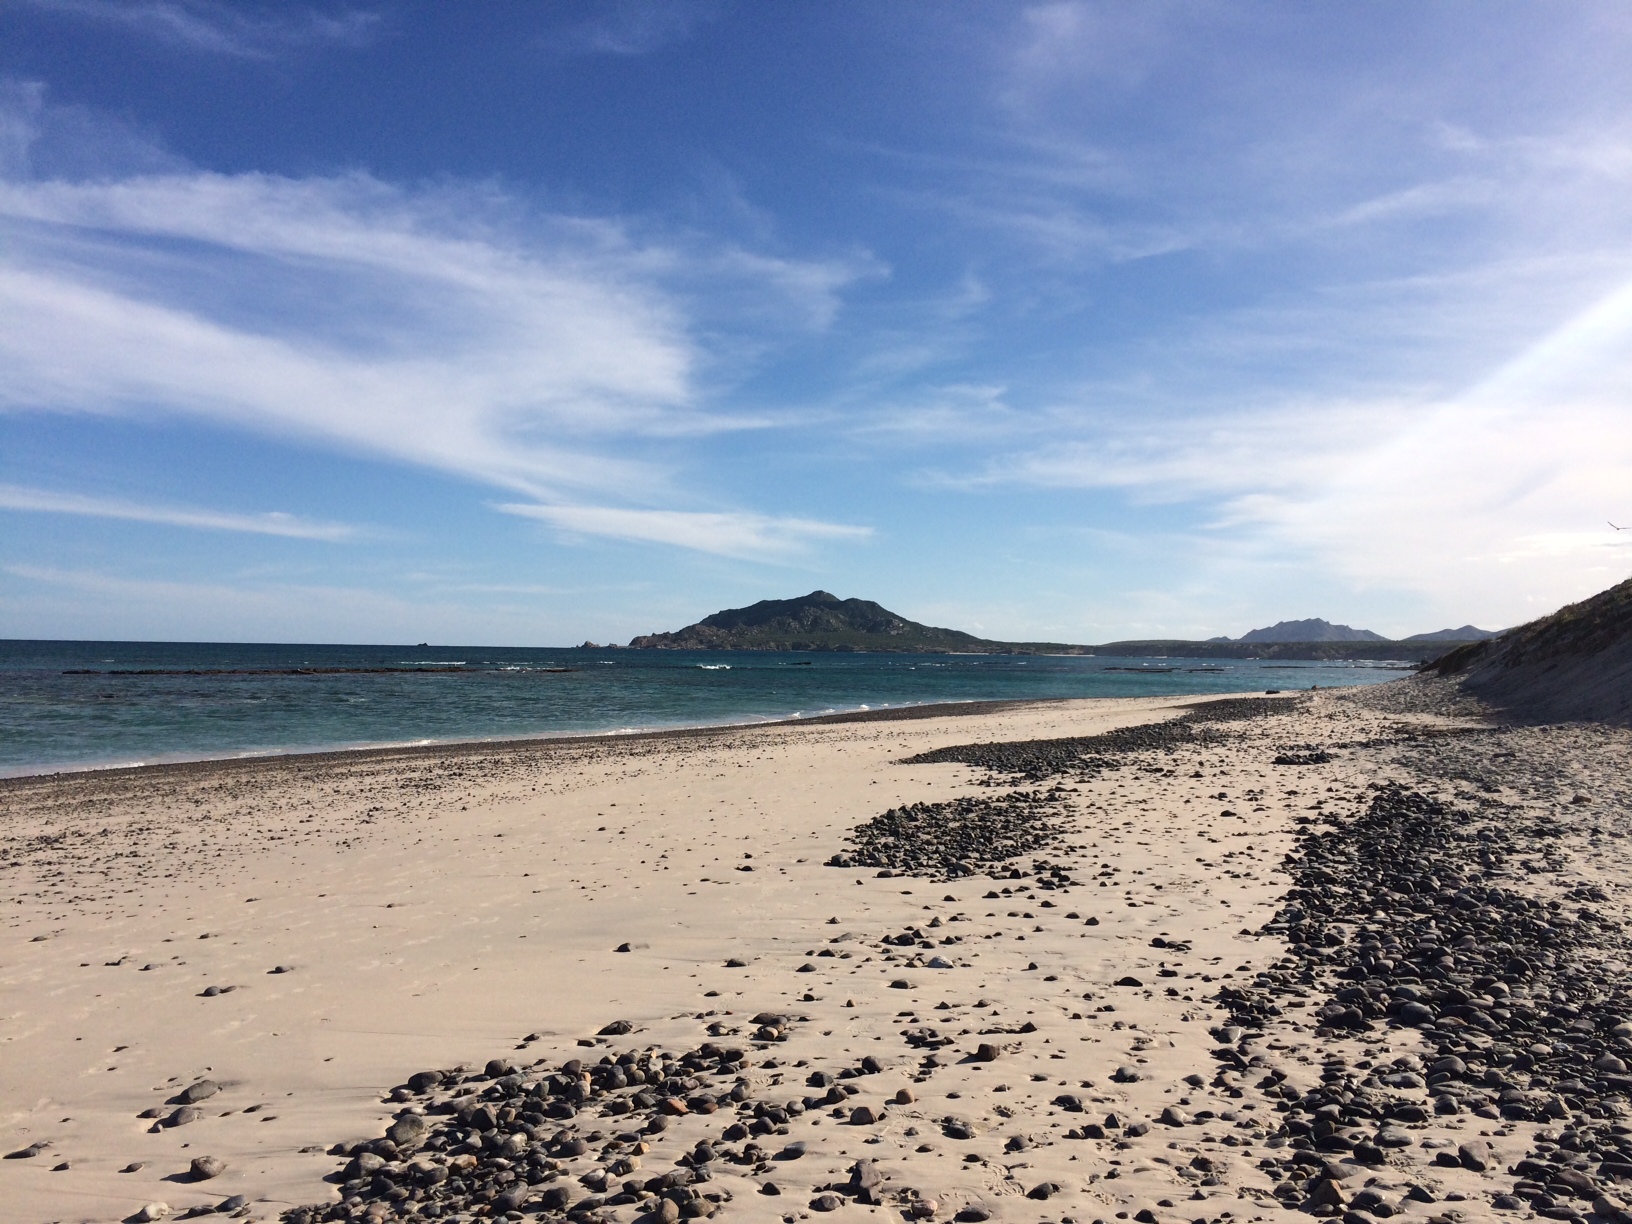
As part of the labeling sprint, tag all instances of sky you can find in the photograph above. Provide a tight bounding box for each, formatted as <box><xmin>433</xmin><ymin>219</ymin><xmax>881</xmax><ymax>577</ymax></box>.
<box><xmin>2</xmin><ymin>1</ymin><xmax>1630</xmax><ymax>646</ymax></box>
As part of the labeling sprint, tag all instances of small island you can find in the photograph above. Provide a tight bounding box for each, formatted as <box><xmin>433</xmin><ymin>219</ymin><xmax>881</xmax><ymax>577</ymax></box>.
<box><xmin>625</xmin><ymin>589</ymin><xmax>1490</xmax><ymax>662</ymax></box>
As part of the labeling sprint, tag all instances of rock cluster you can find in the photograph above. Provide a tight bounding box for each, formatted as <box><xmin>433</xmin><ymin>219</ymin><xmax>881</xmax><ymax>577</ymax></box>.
<box><xmin>901</xmin><ymin>696</ymin><xmax>1296</xmax><ymax>782</ymax></box>
<box><xmin>1213</xmin><ymin>779</ymin><xmax>1632</xmax><ymax>1219</ymax></box>
<box><xmin>285</xmin><ymin>1041</ymin><xmax>758</xmax><ymax>1224</ymax></box>
<box><xmin>282</xmin><ymin>1028</ymin><xmax>922</xmax><ymax>1224</ymax></box>
<box><xmin>826</xmin><ymin>788</ymin><xmax>1079</xmax><ymax>880</ymax></box>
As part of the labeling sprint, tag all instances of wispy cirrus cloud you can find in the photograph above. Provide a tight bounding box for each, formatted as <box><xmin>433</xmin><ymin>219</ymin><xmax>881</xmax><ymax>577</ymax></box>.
<box><xmin>15</xmin><ymin>0</ymin><xmax>379</xmax><ymax>59</ymax></box>
<box><xmin>541</xmin><ymin>0</ymin><xmax>719</xmax><ymax>59</ymax></box>
<box><xmin>0</xmin><ymin>483</ymin><xmax>356</xmax><ymax>540</ymax></box>
<box><xmin>495</xmin><ymin>502</ymin><xmax>870</xmax><ymax>561</ymax></box>
<box><xmin>0</xmin><ymin>88</ymin><xmax>873</xmax><ymax>559</ymax></box>
<box><xmin>939</xmin><ymin>272</ymin><xmax>1632</xmax><ymax>626</ymax></box>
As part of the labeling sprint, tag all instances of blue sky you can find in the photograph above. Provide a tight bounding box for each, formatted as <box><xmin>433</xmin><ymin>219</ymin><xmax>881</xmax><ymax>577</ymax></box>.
<box><xmin>2</xmin><ymin>1</ymin><xmax>1630</xmax><ymax>645</ymax></box>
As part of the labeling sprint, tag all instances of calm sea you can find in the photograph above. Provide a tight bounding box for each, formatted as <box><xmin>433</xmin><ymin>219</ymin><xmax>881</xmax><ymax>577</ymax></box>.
<box><xmin>0</xmin><ymin>640</ymin><xmax>1409</xmax><ymax>776</ymax></box>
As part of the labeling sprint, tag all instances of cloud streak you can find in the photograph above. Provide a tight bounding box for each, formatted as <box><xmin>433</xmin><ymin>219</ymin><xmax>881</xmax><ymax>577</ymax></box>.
<box><xmin>495</xmin><ymin>502</ymin><xmax>871</xmax><ymax>561</ymax></box>
<box><xmin>0</xmin><ymin>483</ymin><xmax>355</xmax><ymax>540</ymax></box>
<box><xmin>16</xmin><ymin>0</ymin><xmax>379</xmax><ymax>59</ymax></box>
<box><xmin>943</xmin><ymin>272</ymin><xmax>1632</xmax><ymax>626</ymax></box>
<box><xmin>0</xmin><ymin>95</ymin><xmax>872</xmax><ymax>557</ymax></box>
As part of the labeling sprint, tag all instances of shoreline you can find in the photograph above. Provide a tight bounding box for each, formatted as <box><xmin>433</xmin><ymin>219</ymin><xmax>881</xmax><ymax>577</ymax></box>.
<box><xmin>0</xmin><ymin>697</ymin><xmax>1072</xmax><ymax>785</ymax></box>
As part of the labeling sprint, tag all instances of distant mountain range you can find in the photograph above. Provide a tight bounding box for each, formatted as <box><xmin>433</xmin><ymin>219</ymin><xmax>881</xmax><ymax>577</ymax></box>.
<box><xmin>625</xmin><ymin>592</ymin><xmax>1494</xmax><ymax>660</ymax></box>
<box><xmin>1211</xmin><ymin>618</ymin><xmax>1387</xmax><ymax>643</ymax></box>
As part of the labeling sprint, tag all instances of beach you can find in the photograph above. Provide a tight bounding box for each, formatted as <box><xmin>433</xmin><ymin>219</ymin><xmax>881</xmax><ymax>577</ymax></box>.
<box><xmin>4</xmin><ymin>683</ymin><xmax>1631</xmax><ymax>1224</ymax></box>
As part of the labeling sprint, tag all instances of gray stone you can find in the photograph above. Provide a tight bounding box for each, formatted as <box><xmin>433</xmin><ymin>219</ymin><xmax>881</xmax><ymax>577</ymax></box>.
<box><xmin>189</xmin><ymin>1155</ymin><xmax>226</xmax><ymax>1180</ymax></box>
<box><xmin>179</xmin><ymin>1080</ymin><xmax>220</xmax><ymax>1104</ymax></box>
<box><xmin>385</xmin><ymin>1114</ymin><xmax>427</xmax><ymax>1148</ymax></box>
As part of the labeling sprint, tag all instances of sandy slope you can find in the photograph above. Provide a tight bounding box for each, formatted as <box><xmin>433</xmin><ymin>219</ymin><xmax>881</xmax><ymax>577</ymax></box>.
<box><xmin>2</xmin><ymin>688</ymin><xmax>1627</xmax><ymax>1224</ymax></box>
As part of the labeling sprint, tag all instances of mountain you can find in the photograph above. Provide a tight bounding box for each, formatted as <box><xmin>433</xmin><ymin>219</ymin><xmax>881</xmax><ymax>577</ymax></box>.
<box><xmin>1429</xmin><ymin>576</ymin><xmax>1632</xmax><ymax>725</ymax></box>
<box><xmin>625</xmin><ymin>592</ymin><xmax>1491</xmax><ymax>659</ymax></box>
<box><xmin>627</xmin><ymin>591</ymin><xmax>1002</xmax><ymax>653</ymax></box>
<box><xmin>1234</xmin><ymin>618</ymin><xmax>1387</xmax><ymax>643</ymax></box>
<box><xmin>1403</xmin><ymin>625</ymin><xmax>1499</xmax><ymax>642</ymax></box>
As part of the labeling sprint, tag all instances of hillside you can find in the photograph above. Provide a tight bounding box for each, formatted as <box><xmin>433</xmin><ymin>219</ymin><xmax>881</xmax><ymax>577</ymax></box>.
<box><xmin>626</xmin><ymin>592</ymin><xmax>1487</xmax><ymax>660</ymax></box>
<box><xmin>1404</xmin><ymin>625</ymin><xmax>1499</xmax><ymax>642</ymax></box>
<box><xmin>626</xmin><ymin>591</ymin><xmax>1011</xmax><ymax>653</ymax></box>
<box><xmin>1234</xmin><ymin>618</ymin><xmax>1386</xmax><ymax>643</ymax></box>
<box><xmin>1430</xmin><ymin>576</ymin><xmax>1632</xmax><ymax>724</ymax></box>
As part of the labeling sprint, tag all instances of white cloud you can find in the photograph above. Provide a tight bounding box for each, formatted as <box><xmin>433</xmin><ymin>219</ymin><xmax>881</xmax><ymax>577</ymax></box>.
<box><xmin>16</xmin><ymin>0</ymin><xmax>379</xmax><ymax>59</ymax></box>
<box><xmin>495</xmin><ymin>502</ymin><xmax>871</xmax><ymax>561</ymax></box>
<box><xmin>543</xmin><ymin>0</ymin><xmax>719</xmax><ymax>59</ymax></box>
<box><xmin>951</xmin><ymin>275</ymin><xmax>1632</xmax><ymax>628</ymax></box>
<box><xmin>0</xmin><ymin>94</ymin><xmax>872</xmax><ymax>556</ymax></box>
<box><xmin>0</xmin><ymin>483</ymin><xmax>355</xmax><ymax>540</ymax></box>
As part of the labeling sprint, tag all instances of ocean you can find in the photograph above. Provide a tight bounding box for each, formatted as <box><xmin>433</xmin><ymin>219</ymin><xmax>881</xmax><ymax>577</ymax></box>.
<box><xmin>0</xmin><ymin>639</ymin><xmax>1410</xmax><ymax>776</ymax></box>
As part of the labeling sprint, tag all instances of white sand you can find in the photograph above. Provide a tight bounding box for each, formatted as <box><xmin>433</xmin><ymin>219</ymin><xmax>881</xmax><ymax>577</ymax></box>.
<box><xmin>1</xmin><ymin>689</ymin><xmax>1604</xmax><ymax>1223</ymax></box>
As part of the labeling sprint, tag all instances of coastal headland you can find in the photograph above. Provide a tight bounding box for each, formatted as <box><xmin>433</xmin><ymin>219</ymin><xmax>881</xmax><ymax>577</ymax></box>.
<box><xmin>5</xmin><ymin>677</ymin><xmax>1631</xmax><ymax>1224</ymax></box>
<box><xmin>621</xmin><ymin>592</ymin><xmax>1483</xmax><ymax>662</ymax></box>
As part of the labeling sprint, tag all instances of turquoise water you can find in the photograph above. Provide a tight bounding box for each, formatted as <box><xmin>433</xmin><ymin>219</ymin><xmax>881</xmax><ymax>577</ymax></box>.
<box><xmin>0</xmin><ymin>640</ymin><xmax>1408</xmax><ymax>776</ymax></box>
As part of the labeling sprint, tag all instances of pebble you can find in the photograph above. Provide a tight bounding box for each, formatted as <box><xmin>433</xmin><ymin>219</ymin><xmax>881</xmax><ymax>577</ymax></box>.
<box><xmin>385</xmin><ymin>1113</ymin><xmax>427</xmax><ymax>1147</ymax></box>
<box><xmin>178</xmin><ymin>1079</ymin><xmax>220</xmax><ymax>1104</ymax></box>
<box><xmin>135</xmin><ymin>1204</ymin><xmax>171</xmax><ymax>1223</ymax></box>
<box><xmin>1215</xmin><ymin>766</ymin><xmax>1632</xmax><ymax>1213</ymax></box>
<box><xmin>189</xmin><ymin>1155</ymin><xmax>226</xmax><ymax>1180</ymax></box>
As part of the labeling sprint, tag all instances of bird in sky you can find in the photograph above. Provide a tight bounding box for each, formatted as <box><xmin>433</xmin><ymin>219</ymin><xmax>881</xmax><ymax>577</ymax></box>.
<box><xmin>1613</xmin><ymin>522</ymin><xmax>1628</xmax><ymax>531</ymax></box>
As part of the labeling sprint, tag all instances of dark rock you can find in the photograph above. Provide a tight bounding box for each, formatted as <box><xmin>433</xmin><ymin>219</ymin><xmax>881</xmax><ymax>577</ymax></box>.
<box><xmin>188</xmin><ymin>1155</ymin><xmax>226</xmax><ymax>1181</ymax></box>
<box><xmin>385</xmin><ymin>1114</ymin><xmax>426</xmax><ymax>1148</ymax></box>
<box><xmin>178</xmin><ymin>1079</ymin><xmax>220</xmax><ymax>1104</ymax></box>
